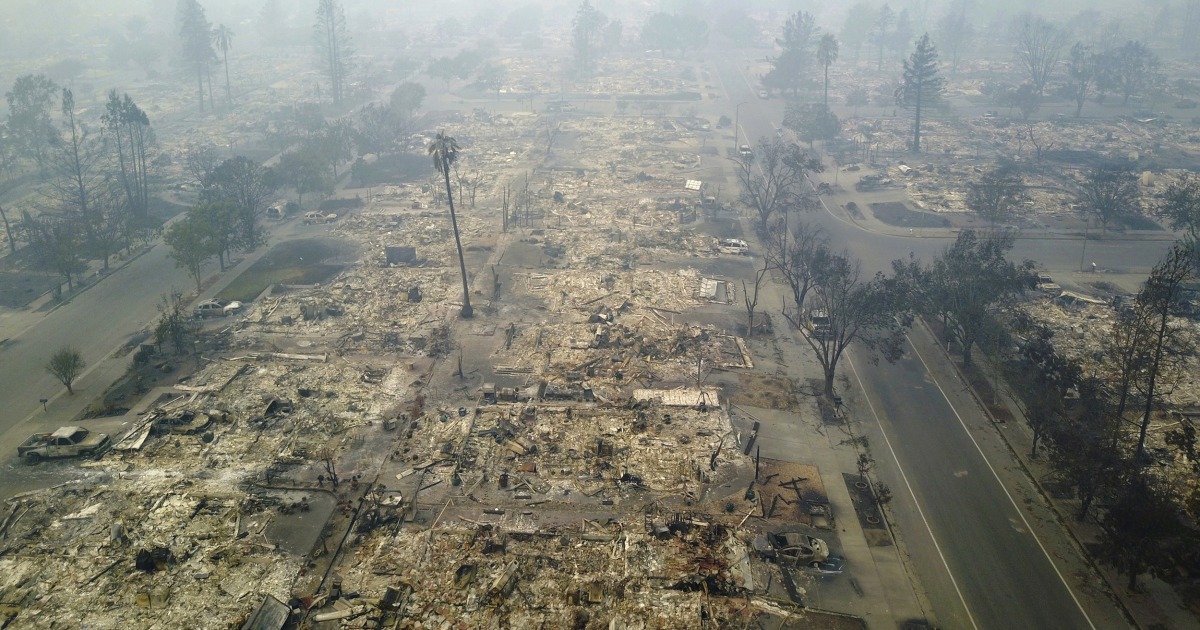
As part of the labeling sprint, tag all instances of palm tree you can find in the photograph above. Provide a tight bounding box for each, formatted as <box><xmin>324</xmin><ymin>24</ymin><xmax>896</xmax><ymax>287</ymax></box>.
<box><xmin>817</xmin><ymin>34</ymin><xmax>839</xmax><ymax>110</ymax></box>
<box><xmin>429</xmin><ymin>131</ymin><xmax>473</xmax><ymax>318</ymax></box>
<box><xmin>212</xmin><ymin>24</ymin><xmax>234</xmax><ymax>108</ymax></box>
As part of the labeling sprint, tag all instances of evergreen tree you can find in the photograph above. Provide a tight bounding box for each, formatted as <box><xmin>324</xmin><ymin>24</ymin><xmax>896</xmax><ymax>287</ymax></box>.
<box><xmin>176</xmin><ymin>0</ymin><xmax>215</xmax><ymax>112</ymax></box>
<box><xmin>895</xmin><ymin>33</ymin><xmax>944</xmax><ymax>154</ymax></box>
<box><xmin>571</xmin><ymin>1</ymin><xmax>607</xmax><ymax>77</ymax></box>
<box><xmin>315</xmin><ymin>0</ymin><xmax>353</xmax><ymax>104</ymax></box>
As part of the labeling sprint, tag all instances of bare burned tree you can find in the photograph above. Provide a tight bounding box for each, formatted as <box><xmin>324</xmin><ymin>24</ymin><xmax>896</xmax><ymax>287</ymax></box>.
<box><xmin>743</xmin><ymin>257</ymin><xmax>770</xmax><ymax>337</ymax></box>
<box><xmin>736</xmin><ymin>135</ymin><xmax>821</xmax><ymax>233</ymax></box>
<box><xmin>1012</xmin><ymin>14</ymin><xmax>1067</xmax><ymax>98</ymax></box>
<box><xmin>763</xmin><ymin>217</ymin><xmax>827</xmax><ymax>324</ymax></box>
<box><xmin>1066</xmin><ymin>42</ymin><xmax>1096</xmax><ymax>118</ymax></box>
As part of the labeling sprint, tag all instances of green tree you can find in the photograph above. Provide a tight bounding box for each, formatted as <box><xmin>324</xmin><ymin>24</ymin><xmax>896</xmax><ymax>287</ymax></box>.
<box><xmin>276</xmin><ymin>148</ymin><xmax>332</xmax><ymax>205</ymax></box>
<box><xmin>46</xmin><ymin>346</ymin><xmax>85</xmax><ymax>394</ymax></box>
<box><xmin>1009</xmin><ymin>82</ymin><xmax>1040</xmax><ymax>121</ymax></box>
<box><xmin>475</xmin><ymin>63</ymin><xmax>506</xmax><ymax>99</ymax></box>
<box><xmin>5</xmin><ymin>74</ymin><xmax>58</xmax><ymax>171</ymax></box>
<box><xmin>311</xmin><ymin>120</ymin><xmax>355</xmax><ymax>180</ymax></box>
<box><xmin>177</xmin><ymin>0</ymin><xmax>215</xmax><ymax>112</ymax></box>
<box><xmin>784</xmin><ymin>103</ymin><xmax>841</xmax><ymax>149</ymax></box>
<box><xmin>572</xmin><ymin>0</ymin><xmax>607</xmax><ymax>77</ymax></box>
<box><xmin>212</xmin><ymin>24</ymin><xmax>234</xmax><ymax>108</ymax></box>
<box><xmin>1046</xmin><ymin>376</ymin><xmax>1128</xmax><ymax>521</ymax></box>
<box><xmin>764</xmin><ymin>11</ymin><xmax>817</xmax><ymax>96</ymax></box>
<box><xmin>922</xmin><ymin>229</ymin><xmax>1034</xmax><ymax>366</ymax></box>
<box><xmin>1076</xmin><ymin>163</ymin><xmax>1141</xmax><ymax>235</ymax></box>
<box><xmin>389</xmin><ymin>81</ymin><xmax>426</xmax><ymax>117</ymax></box>
<box><xmin>164</xmin><ymin>211</ymin><xmax>215</xmax><ymax>292</ymax></box>
<box><xmin>355</xmin><ymin>103</ymin><xmax>408</xmax><ymax>157</ymax></box>
<box><xmin>315</xmin><ymin>0</ymin><xmax>354</xmax><ymax>104</ymax></box>
<box><xmin>816</xmin><ymin>34</ymin><xmax>839</xmax><ymax>108</ymax></box>
<box><xmin>1100</xmin><ymin>473</ymin><xmax>1187</xmax><ymax>591</ymax></box>
<box><xmin>190</xmin><ymin>202</ymin><xmax>241</xmax><ymax>270</ymax></box>
<box><xmin>895</xmin><ymin>33</ymin><xmax>944</xmax><ymax>154</ymax></box>
<box><xmin>182</xmin><ymin>140</ymin><xmax>219</xmax><ymax>187</ymax></box>
<box><xmin>426</xmin><ymin>57</ymin><xmax>459</xmax><ymax>90</ymax></box>
<box><xmin>23</xmin><ymin>211</ymin><xmax>84</xmax><ymax>290</ymax></box>
<box><xmin>428</xmin><ymin>131</ymin><xmax>473</xmax><ymax>319</ymax></box>
<box><xmin>966</xmin><ymin>163</ymin><xmax>1028</xmax><ymax>225</ymax></box>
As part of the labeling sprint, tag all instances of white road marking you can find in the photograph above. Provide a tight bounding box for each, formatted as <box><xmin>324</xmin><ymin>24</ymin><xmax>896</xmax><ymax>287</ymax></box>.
<box><xmin>906</xmin><ymin>334</ymin><xmax>1098</xmax><ymax>630</ymax></box>
<box><xmin>847</xmin><ymin>354</ymin><xmax>979</xmax><ymax>630</ymax></box>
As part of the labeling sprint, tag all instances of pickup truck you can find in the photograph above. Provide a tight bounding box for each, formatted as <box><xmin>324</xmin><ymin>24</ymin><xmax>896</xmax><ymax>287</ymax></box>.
<box><xmin>17</xmin><ymin>426</ymin><xmax>110</xmax><ymax>463</ymax></box>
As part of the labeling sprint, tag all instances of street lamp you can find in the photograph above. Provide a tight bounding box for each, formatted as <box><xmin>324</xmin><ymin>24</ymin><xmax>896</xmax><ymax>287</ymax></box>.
<box><xmin>734</xmin><ymin>101</ymin><xmax>749</xmax><ymax>153</ymax></box>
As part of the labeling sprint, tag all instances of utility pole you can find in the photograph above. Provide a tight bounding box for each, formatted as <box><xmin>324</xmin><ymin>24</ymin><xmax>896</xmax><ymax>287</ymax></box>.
<box><xmin>1079</xmin><ymin>218</ymin><xmax>1089</xmax><ymax>272</ymax></box>
<box><xmin>734</xmin><ymin>101</ymin><xmax>749</xmax><ymax>152</ymax></box>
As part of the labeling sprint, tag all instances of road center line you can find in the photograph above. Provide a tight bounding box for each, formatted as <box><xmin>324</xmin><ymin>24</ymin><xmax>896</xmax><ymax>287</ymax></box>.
<box><xmin>906</xmin><ymin>333</ymin><xmax>1098</xmax><ymax>630</ymax></box>
<box><xmin>846</xmin><ymin>354</ymin><xmax>979</xmax><ymax>630</ymax></box>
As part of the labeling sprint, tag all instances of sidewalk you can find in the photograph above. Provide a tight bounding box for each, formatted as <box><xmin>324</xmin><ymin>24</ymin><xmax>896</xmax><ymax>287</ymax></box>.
<box><xmin>6</xmin><ymin>238</ymin><xmax>279</xmax><ymax>442</ymax></box>
<box><xmin>924</xmin><ymin>318</ymin><xmax>1191</xmax><ymax>629</ymax></box>
<box><xmin>733</xmin><ymin>277</ymin><xmax>931</xmax><ymax>629</ymax></box>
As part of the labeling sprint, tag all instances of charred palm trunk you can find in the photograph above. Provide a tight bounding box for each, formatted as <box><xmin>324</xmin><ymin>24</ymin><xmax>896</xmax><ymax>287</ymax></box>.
<box><xmin>442</xmin><ymin>158</ymin><xmax>473</xmax><ymax>318</ymax></box>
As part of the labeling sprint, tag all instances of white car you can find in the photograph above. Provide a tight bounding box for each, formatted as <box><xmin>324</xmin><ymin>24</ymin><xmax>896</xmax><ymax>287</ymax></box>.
<box><xmin>738</xmin><ymin>145</ymin><xmax>753</xmax><ymax>157</ymax></box>
<box><xmin>223</xmin><ymin>301</ymin><xmax>243</xmax><ymax>315</ymax></box>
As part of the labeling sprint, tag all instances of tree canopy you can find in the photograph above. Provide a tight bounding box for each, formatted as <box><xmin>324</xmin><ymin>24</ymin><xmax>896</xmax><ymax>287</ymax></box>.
<box><xmin>895</xmin><ymin>34</ymin><xmax>944</xmax><ymax>153</ymax></box>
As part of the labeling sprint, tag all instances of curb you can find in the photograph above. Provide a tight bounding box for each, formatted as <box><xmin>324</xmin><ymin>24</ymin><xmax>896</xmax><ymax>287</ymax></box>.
<box><xmin>916</xmin><ymin>316</ymin><xmax>1140</xmax><ymax>629</ymax></box>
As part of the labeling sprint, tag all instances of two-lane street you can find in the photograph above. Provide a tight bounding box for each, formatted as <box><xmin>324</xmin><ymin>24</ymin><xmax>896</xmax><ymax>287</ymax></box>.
<box><xmin>0</xmin><ymin>242</ymin><xmax>191</xmax><ymax>450</ymax></box>
<box><xmin>715</xmin><ymin>55</ymin><xmax>1153</xmax><ymax>628</ymax></box>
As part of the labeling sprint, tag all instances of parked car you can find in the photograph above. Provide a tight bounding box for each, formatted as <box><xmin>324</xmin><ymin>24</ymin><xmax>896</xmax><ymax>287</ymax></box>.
<box><xmin>17</xmin><ymin>426</ymin><xmax>110</xmax><ymax>463</ymax></box>
<box><xmin>303</xmin><ymin>211</ymin><xmax>330</xmax><ymax>225</ymax></box>
<box><xmin>717</xmin><ymin>238</ymin><xmax>749</xmax><ymax>255</ymax></box>
<box><xmin>194</xmin><ymin>299</ymin><xmax>226</xmax><ymax>318</ymax></box>
<box><xmin>223</xmin><ymin>301</ymin><xmax>243</xmax><ymax>316</ymax></box>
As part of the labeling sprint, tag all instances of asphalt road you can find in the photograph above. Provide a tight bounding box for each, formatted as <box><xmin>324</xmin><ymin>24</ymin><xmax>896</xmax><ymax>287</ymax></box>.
<box><xmin>0</xmin><ymin>242</ymin><xmax>191</xmax><ymax>449</ymax></box>
<box><xmin>851</xmin><ymin>325</ymin><xmax>1105</xmax><ymax>629</ymax></box>
<box><xmin>714</xmin><ymin>57</ymin><xmax>1147</xmax><ymax>628</ymax></box>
